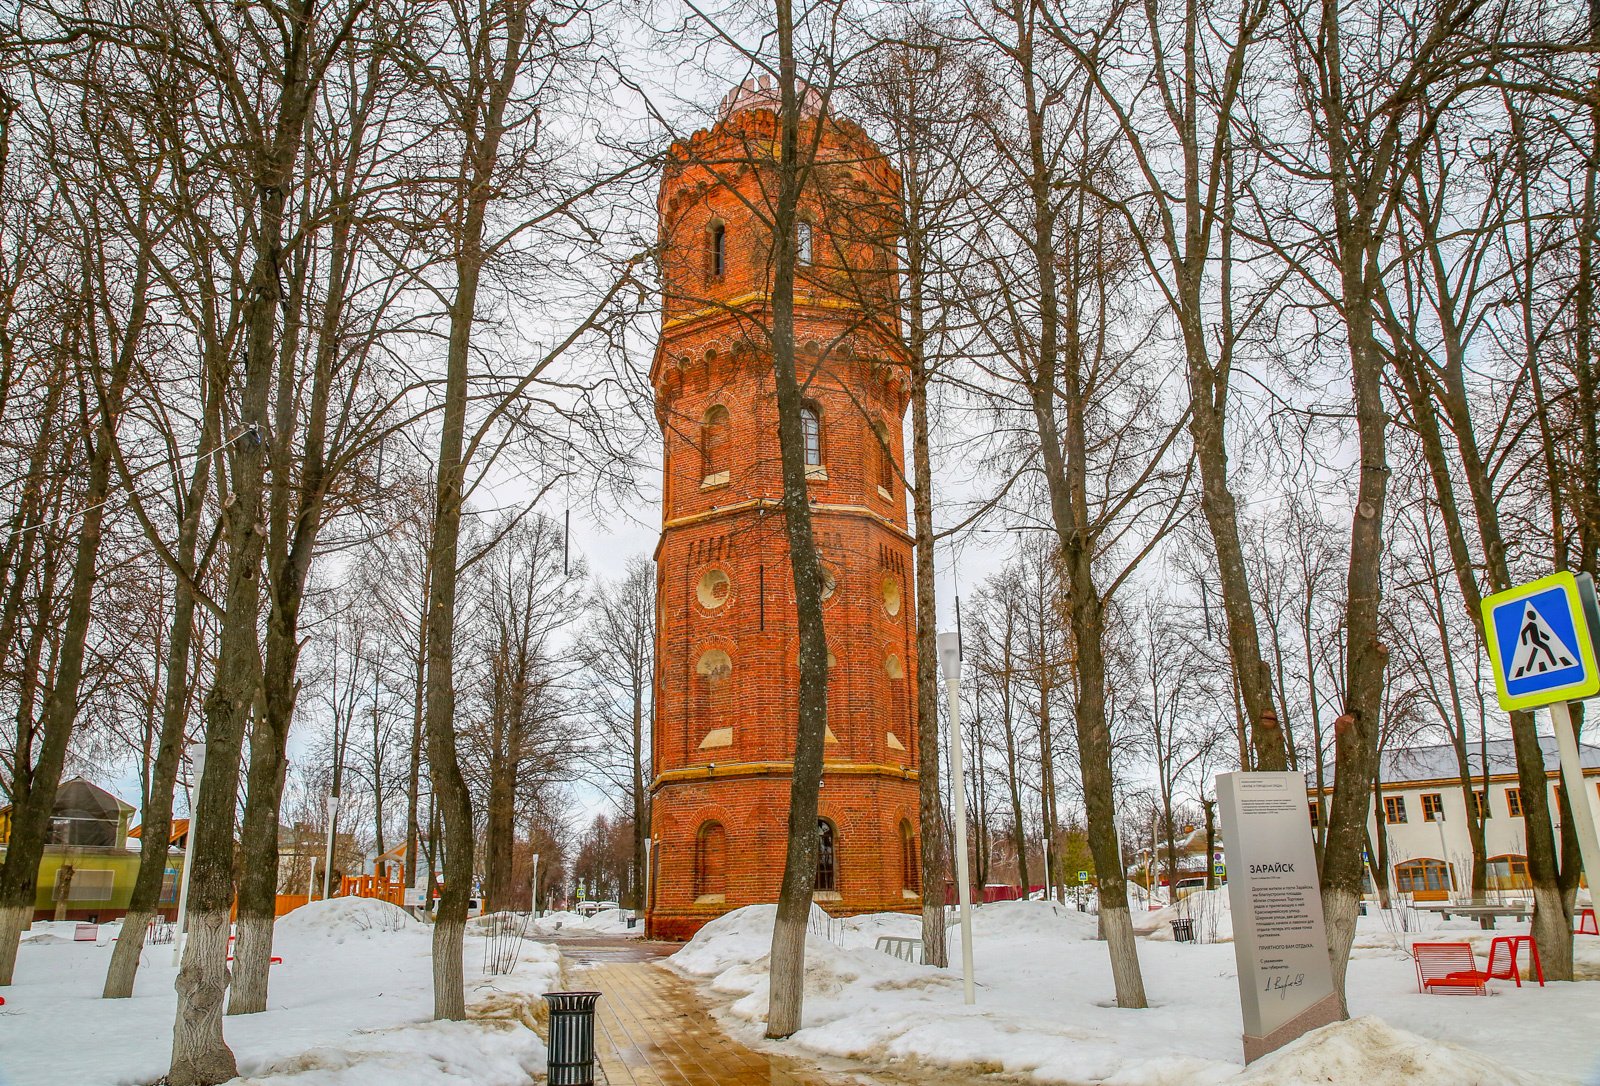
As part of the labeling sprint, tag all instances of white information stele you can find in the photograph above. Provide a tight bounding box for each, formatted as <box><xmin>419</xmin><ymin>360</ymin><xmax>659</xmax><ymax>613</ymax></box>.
<box><xmin>1216</xmin><ymin>771</ymin><xmax>1342</xmax><ymax>1062</ymax></box>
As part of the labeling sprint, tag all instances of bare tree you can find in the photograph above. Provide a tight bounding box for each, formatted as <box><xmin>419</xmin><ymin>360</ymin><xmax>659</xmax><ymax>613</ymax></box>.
<box><xmin>573</xmin><ymin>555</ymin><xmax>655</xmax><ymax>909</ymax></box>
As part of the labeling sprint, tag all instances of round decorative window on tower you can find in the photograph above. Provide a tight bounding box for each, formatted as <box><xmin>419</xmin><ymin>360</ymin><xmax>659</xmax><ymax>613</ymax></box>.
<box><xmin>697</xmin><ymin>567</ymin><xmax>732</xmax><ymax>609</ymax></box>
<box><xmin>881</xmin><ymin>575</ymin><xmax>901</xmax><ymax>617</ymax></box>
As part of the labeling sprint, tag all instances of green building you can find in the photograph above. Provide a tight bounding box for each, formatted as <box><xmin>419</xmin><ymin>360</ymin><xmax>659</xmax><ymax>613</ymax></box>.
<box><xmin>0</xmin><ymin>778</ymin><xmax>184</xmax><ymax>923</ymax></box>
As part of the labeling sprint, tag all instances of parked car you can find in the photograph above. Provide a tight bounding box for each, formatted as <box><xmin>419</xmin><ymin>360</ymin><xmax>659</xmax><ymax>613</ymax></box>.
<box><xmin>1172</xmin><ymin>876</ymin><xmax>1211</xmax><ymax>900</ymax></box>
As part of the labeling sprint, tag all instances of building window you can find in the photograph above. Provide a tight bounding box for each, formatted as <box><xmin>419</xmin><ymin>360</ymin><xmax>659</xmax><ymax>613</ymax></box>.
<box><xmin>885</xmin><ymin>654</ymin><xmax>906</xmax><ymax>733</ymax></box>
<box><xmin>1487</xmin><ymin>854</ymin><xmax>1529</xmax><ymax>890</ymax></box>
<box><xmin>695</xmin><ymin>821</ymin><xmax>727</xmax><ymax>900</ymax></box>
<box><xmin>710</xmin><ymin>223</ymin><xmax>727</xmax><ymax>279</ymax></box>
<box><xmin>872</xmin><ymin>420</ymin><xmax>894</xmax><ymax>491</ymax></box>
<box><xmin>1383</xmin><ymin>795</ymin><xmax>1407</xmax><ymax>824</ymax></box>
<box><xmin>701</xmin><ymin>405</ymin><xmax>730</xmax><ymax>480</ymax></box>
<box><xmin>1472</xmin><ymin>790</ymin><xmax>1488</xmax><ymax>820</ymax></box>
<box><xmin>1309</xmin><ymin>801</ymin><xmax>1320</xmax><ymax>827</ymax></box>
<box><xmin>696</xmin><ymin>567</ymin><xmax>731</xmax><ymax>610</ymax></box>
<box><xmin>900</xmin><ymin>819</ymin><xmax>918</xmax><ymax>892</ymax></box>
<box><xmin>801</xmin><ymin>404</ymin><xmax>822</xmax><ymax>467</ymax></box>
<box><xmin>797</xmin><ymin>220</ymin><xmax>813</xmax><ymax>264</ymax></box>
<box><xmin>1506</xmin><ymin>787</ymin><xmax>1523</xmax><ymax>817</ymax></box>
<box><xmin>816</xmin><ymin>818</ymin><xmax>837</xmax><ymax>892</ymax></box>
<box><xmin>1395</xmin><ymin>858</ymin><xmax>1453</xmax><ymax>899</ymax></box>
<box><xmin>1421</xmin><ymin>793</ymin><xmax>1444</xmax><ymax>822</ymax></box>
<box><xmin>695</xmin><ymin>649</ymin><xmax>733</xmax><ymax>731</ymax></box>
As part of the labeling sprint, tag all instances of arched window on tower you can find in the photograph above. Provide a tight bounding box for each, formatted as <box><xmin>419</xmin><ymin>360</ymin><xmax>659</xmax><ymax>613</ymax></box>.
<box><xmin>797</xmin><ymin>220</ymin><xmax>813</xmax><ymax>264</ymax></box>
<box><xmin>695</xmin><ymin>649</ymin><xmax>733</xmax><ymax>746</ymax></box>
<box><xmin>801</xmin><ymin>404</ymin><xmax>822</xmax><ymax>467</ymax></box>
<box><xmin>899</xmin><ymin>819</ymin><xmax>918</xmax><ymax>892</ymax></box>
<box><xmin>872</xmin><ymin>420</ymin><xmax>894</xmax><ymax>492</ymax></box>
<box><xmin>701</xmin><ymin>405</ymin><xmax>730</xmax><ymax>481</ymax></box>
<box><xmin>710</xmin><ymin>222</ymin><xmax>727</xmax><ymax>279</ymax></box>
<box><xmin>695</xmin><ymin>821</ymin><xmax>727</xmax><ymax>900</ymax></box>
<box><xmin>815</xmin><ymin>818</ymin><xmax>837</xmax><ymax>891</ymax></box>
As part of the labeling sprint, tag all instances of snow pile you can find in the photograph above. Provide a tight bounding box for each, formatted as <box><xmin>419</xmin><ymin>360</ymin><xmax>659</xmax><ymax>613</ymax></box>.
<box><xmin>276</xmin><ymin>897</ymin><xmax>423</xmax><ymax>944</ymax></box>
<box><xmin>233</xmin><ymin>1018</ymin><xmax>544</xmax><ymax>1086</ymax></box>
<box><xmin>530</xmin><ymin>907</ymin><xmax>642</xmax><ymax>937</ymax></box>
<box><xmin>0</xmin><ymin>898</ymin><xmax>557</xmax><ymax>1086</ymax></box>
<box><xmin>670</xmin><ymin>903</ymin><xmax>1592</xmax><ymax>1085</ymax></box>
<box><xmin>582</xmin><ymin>908</ymin><xmax>639</xmax><ymax>934</ymax></box>
<box><xmin>1236</xmin><ymin>1016</ymin><xmax>1547</xmax><ymax>1086</ymax></box>
<box><xmin>1143</xmin><ymin>889</ymin><xmax>1234</xmax><ymax>943</ymax></box>
<box><xmin>968</xmin><ymin>899</ymin><xmax>1099</xmax><ymax>940</ymax></box>
<box><xmin>669</xmin><ymin>905</ymin><xmax>956</xmax><ymax>1026</ymax></box>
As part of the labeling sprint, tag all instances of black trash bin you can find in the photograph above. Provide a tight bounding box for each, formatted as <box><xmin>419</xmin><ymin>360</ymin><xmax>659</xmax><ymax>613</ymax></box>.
<box><xmin>1171</xmin><ymin>918</ymin><xmax>1195</xmax><ymax>943</ymax></box>
<box><xmin>543</xmin><ymin>991</ymin><xmax>602</xmax><ymax>1086</ymax></box>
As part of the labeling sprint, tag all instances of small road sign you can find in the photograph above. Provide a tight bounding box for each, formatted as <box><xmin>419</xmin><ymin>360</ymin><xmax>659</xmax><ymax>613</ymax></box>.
<box><xmin>1078</xmin><ymin>870</ymin><xmax>1089</xmax><ymax>883</ymax></box>
<box><xmin>1482</xmin><ymin>572</ymin><xmax>1600</xmax><ymax>712</ymax></box>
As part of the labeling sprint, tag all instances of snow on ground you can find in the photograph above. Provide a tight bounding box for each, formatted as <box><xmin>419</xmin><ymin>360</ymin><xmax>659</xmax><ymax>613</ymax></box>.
<box><xmin>0</xmin><ymin>898</ymin><xmax>559</xmax><ymax>1086</ymax></box>
<box><xmin>530</xmin><ymin>908</ymin><xmax>642</xmax><ymax>937</ymax></box>
<box><xmin>668</xmin><ymin>901</ymin><xmax>1600</xmax><ymax>1085</ymax></box>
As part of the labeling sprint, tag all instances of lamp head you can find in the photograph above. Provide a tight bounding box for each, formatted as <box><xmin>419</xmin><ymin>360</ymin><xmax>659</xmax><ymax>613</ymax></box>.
<box><xmin>937</xmin><ymin>631</ymin><xmax>961</xmax><ymax>681</ymax></box>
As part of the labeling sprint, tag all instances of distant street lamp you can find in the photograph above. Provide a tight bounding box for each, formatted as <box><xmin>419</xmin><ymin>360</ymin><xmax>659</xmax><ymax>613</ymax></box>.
<box><xmin>938</xmin><ymin>630</ymin><xmax>976</xmax><ymax>1005</ymax></box>
<box><xmin>322</xmin><ymin>793</ymin><xmax>340</xmax><ymax>902</ymax></box>
<box><xmin>172</xmin><ymin>742</ymin><xmax>206</xmax><ymax>967</ymax></box>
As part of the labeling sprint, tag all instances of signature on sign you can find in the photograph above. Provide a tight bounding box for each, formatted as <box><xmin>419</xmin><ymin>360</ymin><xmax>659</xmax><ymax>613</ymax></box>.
<box><xmin>1264</xmin><ymin>972</ymin><xmax>1306</xmax><ymax>1000</ymax></box>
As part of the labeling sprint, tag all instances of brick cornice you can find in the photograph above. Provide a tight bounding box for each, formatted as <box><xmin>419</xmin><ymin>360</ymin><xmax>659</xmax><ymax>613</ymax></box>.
<box><xmin>653</xmin><ymin>499</ymin><xmax>912</xmax><ymax>560</ymax></box>
<box><xmin>650</xmin><ymin>296</ymin><xmax>908</xmax><ymax>384</ymax></box>
<box><xmin>652</xmin><ymin>760</ymin><xmax>920</xmax><ymax>793</ymax></box>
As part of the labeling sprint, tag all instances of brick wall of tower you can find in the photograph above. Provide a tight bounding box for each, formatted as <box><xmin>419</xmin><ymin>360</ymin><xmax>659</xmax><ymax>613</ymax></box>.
<box><xmin>646</xmin><ymin>85</ymin><xmax>923</xmax><ymax>940</ymax></box>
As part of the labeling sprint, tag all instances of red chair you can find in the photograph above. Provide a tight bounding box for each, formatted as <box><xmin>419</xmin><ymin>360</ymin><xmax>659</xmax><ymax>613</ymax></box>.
<box><xmin>1412</xmin><ymin>942</ymin><xmax>1488</xmax><ymax>995</ymax></box>
<box><xmin>1485</xmin><ymin>936</ymin><xmax>1543</xmax><ymax>987</ymax></box>
<box><xmin>1576</xmin><ymin>909</ymin><xmax>1597</xmax><ymax>936</ymax></box>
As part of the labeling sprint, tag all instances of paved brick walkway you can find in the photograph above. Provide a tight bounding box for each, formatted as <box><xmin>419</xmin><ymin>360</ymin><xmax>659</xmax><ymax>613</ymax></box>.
<box><xmin>558</xmin><ymin>939</ymin><xmax>851</xmax><ymax>1086</ymax></box>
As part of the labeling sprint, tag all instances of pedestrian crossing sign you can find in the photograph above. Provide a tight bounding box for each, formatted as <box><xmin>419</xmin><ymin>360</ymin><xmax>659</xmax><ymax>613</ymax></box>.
<box><xmin>1482</xmin><ymin>572</ymin><xmax>1600</xmax><ymax>712</ymax></box>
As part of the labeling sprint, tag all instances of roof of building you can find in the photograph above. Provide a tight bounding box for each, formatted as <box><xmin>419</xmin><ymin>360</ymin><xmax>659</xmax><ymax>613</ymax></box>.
<box><xmin>1356</xmin><ymin>737</ymin><xmax>1600</xmax><ymax>786</ymax></box>
<box><xmin>128</xmin><ymin>818</ymin><xmax>189</xmax><ymax>845</ymax></box>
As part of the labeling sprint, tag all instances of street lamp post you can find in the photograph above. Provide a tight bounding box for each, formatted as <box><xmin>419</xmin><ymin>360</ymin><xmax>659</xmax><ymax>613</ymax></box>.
<box><xmin>938</xmin><ymin>631</ymin><xmax>976</xmax><ymax>1004</ymax></box>
<box><xmin>322</xmin><ymin>793</ymin><xmax>339</xmax><ymax>901</ymax></box>
<box><xmin>172</xmin><ymin>742</ymin><xmax>206</xmax><ymax>967</ymax></box>
<box><xmin>530</xmin><ymin>853</ymin><xmax>540</xmax><ymax>917</ymax></box>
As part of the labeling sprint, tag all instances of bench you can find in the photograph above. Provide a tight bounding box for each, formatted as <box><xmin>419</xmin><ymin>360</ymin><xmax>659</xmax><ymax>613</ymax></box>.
<box><xmin>1415</xmin><ymin>902</ymin><xmax>1531</xmax><ymax>926</ymax></box>
<box><xmin>1485</xmin><ymin>935</ymin><xmax>1543</xmax><ymax>987</ymax></box>
<box><xmin>1412</xmin><ymin>942</ymin><xmax>1488</xmax><ymax>995</ymax></box>
<box><xmin>874</xmin><ymin>936</ymin><xmax>924</xmax><ymax>964</ymax></box>
<box><xmin>1576</xmin><ymin>908</ymin><xmax>1597</xmax><ymax>936</ymax></box>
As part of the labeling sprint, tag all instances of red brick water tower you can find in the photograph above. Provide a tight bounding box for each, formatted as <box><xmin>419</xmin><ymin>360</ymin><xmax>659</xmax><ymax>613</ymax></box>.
<box><xmin>646</xmin><ymin>78</ymin><xmax>922</xmax><ymax>941</ymax></box>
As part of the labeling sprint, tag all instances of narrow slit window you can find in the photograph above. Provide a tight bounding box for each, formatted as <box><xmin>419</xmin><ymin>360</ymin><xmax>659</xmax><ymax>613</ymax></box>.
<box><xmin>711</xmin><ymin>223</ymin><xmax>727</xmax><ymax>278</ymax></box>
<box><xmin>797</xmin><ymin>220</ymin><xmax>813</xmax><ymax>264</ymax></box>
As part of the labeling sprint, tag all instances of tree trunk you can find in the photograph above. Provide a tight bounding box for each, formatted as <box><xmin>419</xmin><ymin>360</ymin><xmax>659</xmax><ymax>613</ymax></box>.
<box><xmin>105</xmin><ymin>553</ymin><xmax>202</xmax><ymax>998</ymax></box>
<box><xmin>631</xmin><ymin>679</ymin><xmax>647</xmax><ymax>912</ymax></box>
<box><xmin>906</xmin><ymin>186</ymin><xmax>949</xmax><ymax>970</ymax></box>
<box><xmin>0</xmin><ymin>320</ymin><xmax>129</xmax><ymax>984</ymax></box>
<box><xmin>485</xmin><ymin>765</ymin><xmax>516</xmax><ymax>913</ymax></box>
<box><xmin>764</xmin><ymin>7</ymin><xmax>831</xmax><ymax>1037</ymax></box>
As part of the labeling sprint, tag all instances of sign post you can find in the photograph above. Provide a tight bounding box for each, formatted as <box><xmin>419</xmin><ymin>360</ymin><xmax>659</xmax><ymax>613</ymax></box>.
<box><xmin>1216</xmin><ymin>772</ymin><xmax>1340</xmax><ymax>1063</ymax></box>
<box><xmin>939</xmin><ymin>630</ymin><xmax>977</xmax><ymax>1005</ymax></box>
<box><xmin>1481</xmin><ymin>571</ymin><xmax>1600</xmax><ymax>891</ymax></box>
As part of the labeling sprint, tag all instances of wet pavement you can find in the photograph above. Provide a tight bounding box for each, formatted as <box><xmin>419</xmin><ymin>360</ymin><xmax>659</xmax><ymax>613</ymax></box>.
<box><xmin>534</xmin><ymin>931</ymin><xmax>900</xmax><ymax>1086</ymax></box>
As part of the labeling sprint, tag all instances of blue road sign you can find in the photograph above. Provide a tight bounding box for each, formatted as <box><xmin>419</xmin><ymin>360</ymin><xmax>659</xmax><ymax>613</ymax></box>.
<box><xmin>1482</xmin><ymin>573</ymin><xmax>1600</xmax><ymax>712</ymax></box>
